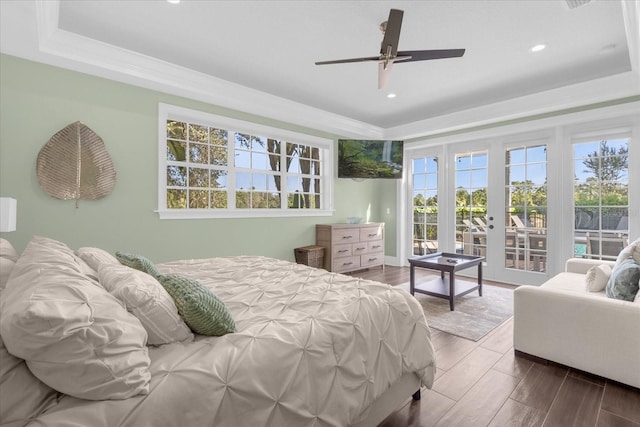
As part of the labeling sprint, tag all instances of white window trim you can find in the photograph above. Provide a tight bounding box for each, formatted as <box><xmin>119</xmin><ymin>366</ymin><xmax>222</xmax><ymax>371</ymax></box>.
<box><xmin>157</xmin><ymin>103</ymin><xmax>334</xmax><ymax>219</ymax></box>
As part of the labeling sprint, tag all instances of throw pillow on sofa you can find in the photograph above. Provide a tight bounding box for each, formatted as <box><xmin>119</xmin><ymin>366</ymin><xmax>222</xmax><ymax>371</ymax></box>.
<box><xmin>0</xmin><ymin>236</ymin><xmax>151</xmax><ymax>400</ymax></box>
<box><xmin>614</xmin><ymin>238</ymin><xmax>640</xmax><ymax>268</ymax></box>
<box><xmin>605</xmin><ymin>258</ymin><xmax>640</xmax><ymax>301</ymax></box>
<box><xmin>585</xmin><ymin>263</ymin><xmax>612</xmax><ymax>292</ymax></box>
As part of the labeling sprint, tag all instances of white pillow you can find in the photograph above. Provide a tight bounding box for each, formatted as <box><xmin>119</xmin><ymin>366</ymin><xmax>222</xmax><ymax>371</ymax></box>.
<box><xmin>614</xmin><ymin>238</ymin><xmax>640</xmax><ymax>269</ymax></box>
<box><xmin>0</xmin><ymin>257</ymin><xmax>15</xmax><ymax>290</ymax></box>
<box><xmin>98</xmin><ymin>263</ymin><xmax>194</xmax><ymax>345</ymax></box>
<box><xmin>0</xmin><ymin>329</ymin><xmax>58</xmax><ymax>425</ymax></box>
<box><xmin>0</xmin><ymin>238</ymin><xmax>18</xmax><ymax>262</ymax></box>
<box><xmin>0</xmin><ymin>236</ymin><xmax>151</xmax><ymax>400</ymax></box>
<box><xmin>76</xmin><ymin>246</ymin><xmax>119</xmax><ymax>271</ymax></box>
<box><xmin>584</xmin><ymin>263</ymin><xmax>612</xmax><ymax>292</ymax></box>
<box><xmin>0</xmin><ymin>239</ymin><xmax>19</xmax><ymax>290</ymax></box>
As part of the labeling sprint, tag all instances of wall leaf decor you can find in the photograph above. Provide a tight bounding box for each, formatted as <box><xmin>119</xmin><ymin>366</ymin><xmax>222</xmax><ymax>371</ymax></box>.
<box><xmin>37</xmin><ymin>121</ymin><xmax>116</xmax><ymax>206</ymax></box>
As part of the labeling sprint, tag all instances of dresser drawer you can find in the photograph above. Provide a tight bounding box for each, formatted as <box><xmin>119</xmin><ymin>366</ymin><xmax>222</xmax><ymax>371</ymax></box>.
<box><xmin>332</xmin><ymin>243</ymin><xmax>352</xmax><ymax>258</ymax></box>
<box><xmin>352</xmin><ymin>242</ymin><xmax>368</xmax><ymax>255</ymax></box>
<box><xmin>333</xmin><ymin>228</ymin><xmax>359</xmax><ymax>243</ymax></box>
<box><xmin>368</xmin><ymin>241</ymin><xmax>383</xmax><ymax>254</ymax></box>
<box><xmin>361</xmin><ymin>253</ymin><xmax>383</xmax><ymax>268</ymax></box>
<box><xmin>333</xmin><ymin>256</ymin><xmax>361</xmax><ymax>273</ymax></box>
<box><xmin>360</xmin><ymin>226</ymin><xmax>383</xmax><ymax>242</ymax></box>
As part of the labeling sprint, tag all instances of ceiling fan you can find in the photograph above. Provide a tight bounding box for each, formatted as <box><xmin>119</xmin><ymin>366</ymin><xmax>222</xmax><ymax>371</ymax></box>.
<box><xmin>315</xmin><ymin>9</ymin><xmax>465</xmax><ymax>89</ymax></box>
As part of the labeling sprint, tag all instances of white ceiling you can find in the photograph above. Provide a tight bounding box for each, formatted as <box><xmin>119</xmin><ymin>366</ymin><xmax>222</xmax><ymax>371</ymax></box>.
<box><xmin>1</xmin><ymin>0</ymin><xmax>639</xmax><ymax>139</ymax></box>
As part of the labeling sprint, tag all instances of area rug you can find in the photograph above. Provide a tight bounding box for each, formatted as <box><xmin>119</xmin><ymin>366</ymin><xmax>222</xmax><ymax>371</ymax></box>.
<box><xmin>397</xmin><ymin>282</ymin><xmax>514</xmax><ymax>341</ymax></box>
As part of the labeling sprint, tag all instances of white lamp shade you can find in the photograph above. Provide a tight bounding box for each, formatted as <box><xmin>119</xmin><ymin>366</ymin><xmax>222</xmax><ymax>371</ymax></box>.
<box><xmin>0</xmin><ymin>198</ymin><xmax>17</xmax><ymax>232</ymax></box>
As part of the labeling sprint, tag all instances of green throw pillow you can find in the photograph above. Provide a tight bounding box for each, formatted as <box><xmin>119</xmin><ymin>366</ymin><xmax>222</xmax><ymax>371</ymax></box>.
<box><xmin>114</xmin><ymin>252</ymin><xmax>235</xmax><ymax>336</ymax></box>
<box><xmin>605</xmin><ymin>258</ymin><xmax>640</xmax><ymax>301</ymax></box>
<box><xmin>156</xmin><ymin>274</ymin><xmax>236</xmax><ymax>336</ymax></box>
<box><xmin>115</xmin><ymin>252</ymin><xmax>160</xmax><ymax>277</ymax></box>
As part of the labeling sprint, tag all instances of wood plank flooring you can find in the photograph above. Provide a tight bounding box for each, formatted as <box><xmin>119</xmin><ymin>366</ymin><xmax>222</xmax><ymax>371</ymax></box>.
<box><xmin>347</xmin><ymin>266</ymin><xmax>640</xmax><ymax>427</ymax></box>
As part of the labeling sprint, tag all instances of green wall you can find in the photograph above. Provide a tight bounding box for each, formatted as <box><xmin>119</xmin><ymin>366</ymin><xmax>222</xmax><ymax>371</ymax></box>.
<box><xmin>0</xmin><ymin>54</ymin><xmax>397</xmax><ymax>262</ymax></box>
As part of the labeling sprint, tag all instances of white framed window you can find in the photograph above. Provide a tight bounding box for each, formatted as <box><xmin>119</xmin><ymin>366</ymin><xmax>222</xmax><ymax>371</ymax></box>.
<box><xmin>157</xmin><ymin>103</ymin><xmax>333</xmax><ymax>219</ymax></box>
<box><xmin>572</xmin><ymin>132</ymin><xmax>630</xmax><ymax>260</ymax></box>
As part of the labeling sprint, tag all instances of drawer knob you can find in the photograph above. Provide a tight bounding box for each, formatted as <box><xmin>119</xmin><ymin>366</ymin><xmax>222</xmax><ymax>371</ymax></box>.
<box><xmin>343</xmin><ymin>262</ymin><xmax>353</xmax><ymax>266</ymax></box>
<box><xmin>368</xmin><ymin>233</ymin><xmax>377</xmax><ymax>237</ymax></box>
<box><xmin>368</xmin><ymin>257</ymin><xmax>377</xmax><ymax>261</ymax></box>
<box><xmin>338</xmin><ymin>249</ymin><xmax>348</xmax><ymax>253</ymax></box>
<box><xmin>342</xmin><ymin>236</ymin><xmax>353</xmax><ymax>239</ymax></box>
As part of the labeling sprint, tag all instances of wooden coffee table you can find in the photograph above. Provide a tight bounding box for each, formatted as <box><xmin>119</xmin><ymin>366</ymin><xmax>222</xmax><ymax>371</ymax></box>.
<box><xmin>408</xmin><ymin>252</ymin><xmax>484</xmax><ymax>311</ymax></box>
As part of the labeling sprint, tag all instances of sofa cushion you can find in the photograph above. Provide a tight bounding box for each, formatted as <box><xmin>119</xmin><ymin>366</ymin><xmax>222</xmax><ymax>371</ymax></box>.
<box><xmin>98</xmin><ymin>263</ymin><xmax>194</xmax><ymax>345</ymax></box>
<box><xmin>585</xmin><ymin>263</ymin><xmax>612</xmax><ymax>292</ymax></box>
<box><xmin>606</xmin><ymin>258</ymin><xmax>640</xmax><ymax>302</ymax></box>
<box><xmin>541</xmin><ymin>272</ymin><xmax>600</xmax><ymax>294</ymax></box>
<box><xmin>0</xmin><ymin>236</ymin><xmax>151</xmax><ymax>400</ymax></box>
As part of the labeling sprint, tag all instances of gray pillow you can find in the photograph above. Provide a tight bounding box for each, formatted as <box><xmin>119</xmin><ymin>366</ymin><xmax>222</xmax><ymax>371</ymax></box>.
<box><xmin>605</xmin><ymin>258</ymin><xmax>640</xmax><ymax>301</ymax></box>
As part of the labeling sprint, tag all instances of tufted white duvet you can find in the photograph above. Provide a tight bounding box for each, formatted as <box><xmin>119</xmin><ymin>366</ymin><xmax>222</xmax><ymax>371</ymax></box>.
<box><xmin>28</xmin><ymin>256</ymin><xmax>436</xmax><ymax>427</ymax></box>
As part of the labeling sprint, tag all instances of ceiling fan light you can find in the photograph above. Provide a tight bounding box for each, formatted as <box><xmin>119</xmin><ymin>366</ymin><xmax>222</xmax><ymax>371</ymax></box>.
<box><xmin>387</xmin><ymin>93</ymin><xmax>396</xmax><ymax>99</ymax></box>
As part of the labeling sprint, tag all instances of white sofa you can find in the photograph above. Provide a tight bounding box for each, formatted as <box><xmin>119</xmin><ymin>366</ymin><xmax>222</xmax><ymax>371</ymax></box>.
<box><xmin>514</xmin><ymin>258</ymin><xmax>640</xmax><ymax>389</ymax></box>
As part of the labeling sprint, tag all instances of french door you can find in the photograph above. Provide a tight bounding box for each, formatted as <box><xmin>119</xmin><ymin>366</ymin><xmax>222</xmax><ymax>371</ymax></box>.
<box><xmin>408</xmin><ymin>136</ymin><xmax>552</xmax><ymax>285</ymax></box>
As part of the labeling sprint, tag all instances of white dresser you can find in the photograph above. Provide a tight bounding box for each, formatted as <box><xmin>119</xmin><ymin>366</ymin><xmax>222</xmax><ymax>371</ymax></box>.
<box><xmin>316</xmin><ymin>223</ymin><xmax>384</xmax><ymax>273</ymax></box>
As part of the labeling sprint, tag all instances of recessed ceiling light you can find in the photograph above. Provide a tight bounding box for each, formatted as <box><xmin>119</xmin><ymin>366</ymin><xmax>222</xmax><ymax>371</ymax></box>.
<box><xmin>530</xmin><ymin>44</ymin><xmax>547</xmax><ymax>53</ymax></box>
<box><xmin>167</xmin><ymin>0</ymin><xmax>180</xmax><ymax>4</ymax></box>
<box><xmin>387</xmin><ymin>93</ymin><xmax>396</xmax><ymax>99</ymax></box>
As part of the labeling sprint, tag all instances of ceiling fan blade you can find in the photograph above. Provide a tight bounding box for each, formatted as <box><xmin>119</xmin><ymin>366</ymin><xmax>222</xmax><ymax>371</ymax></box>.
<box><xmin>378</xmin><ymin>61</ymin><xmax>394</xmax><ymax>89</ymax></box>
<box><xmin>380</xmin><ymin>9</ymin><xmax>403</xmax><ymax>57</ymax></box>
<box><xmin>315</xmin><ymin>56</ymin><xmax>381</xmax><ymax>65</ymax></box>
<box><xmin>396</xmin><ymin>49</ymin><xmax>465</xmax><ymax>62</ymax></box>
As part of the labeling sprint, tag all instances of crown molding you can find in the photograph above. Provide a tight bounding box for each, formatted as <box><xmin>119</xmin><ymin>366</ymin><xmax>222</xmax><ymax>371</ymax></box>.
<box><xmin>1</xmin><ymin>0</ymin><xmax>639</xmax><ymax>141</ymax></box>
<box><xmin>384</xmin><ymin>71</ymin><xmax>640</xmax><ymax>140</ymax></box>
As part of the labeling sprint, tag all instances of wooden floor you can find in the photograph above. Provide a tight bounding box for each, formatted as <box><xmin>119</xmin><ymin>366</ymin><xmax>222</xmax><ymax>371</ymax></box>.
<box><xmin>347</xmin><ymin>266</ymin><xmax>640</xmax><ymax>427</ymax></box>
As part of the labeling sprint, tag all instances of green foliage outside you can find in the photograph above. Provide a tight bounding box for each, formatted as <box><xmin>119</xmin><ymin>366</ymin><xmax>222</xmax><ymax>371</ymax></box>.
<box><xmin>412</xmin><ymin>140</ymin><xmax>629</xmax><ymax>244</ymax></box>
<box><xmin>575</xmin><ymin>141</ymin><xmax>628</xmax><ymax>207</ymax></box>
<box><xmin>165</xmin><ymin>120</ymin><xmax>321</xmax><ymax>209</ymax></box>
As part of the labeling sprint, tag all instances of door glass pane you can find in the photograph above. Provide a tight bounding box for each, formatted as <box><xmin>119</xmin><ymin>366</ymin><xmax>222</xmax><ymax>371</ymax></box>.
<box><xmin>456</xmin><ymin>152</ymin><xmax>488</xmax><ymax>259</ymax></box>
<box><xmin>412</xmin><ymin>156</ymin><xmax>438</xmax><ymax>255</ymax></box>
<box><xmin>573</xmin><ymin>138</ymin><xmax>629</xmax><ymax>260</ymax></box>
<box><xmin>505</xmin><ymin>144</ymin><xmax>547</xmax><ymax>272</ymax></box>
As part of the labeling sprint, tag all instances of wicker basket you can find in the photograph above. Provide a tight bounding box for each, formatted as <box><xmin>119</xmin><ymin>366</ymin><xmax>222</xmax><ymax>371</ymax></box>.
<box><xmin>294</xmin><ymin>245</ymin><xmax>325</xmax><ymax>268</ymax></box>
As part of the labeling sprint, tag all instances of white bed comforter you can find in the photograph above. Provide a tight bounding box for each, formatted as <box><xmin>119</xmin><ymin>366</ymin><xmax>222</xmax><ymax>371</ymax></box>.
<box><xmin>29</xmin><ymin>256</ymin><xmax>436</xmax><ymax>427</ymax></box>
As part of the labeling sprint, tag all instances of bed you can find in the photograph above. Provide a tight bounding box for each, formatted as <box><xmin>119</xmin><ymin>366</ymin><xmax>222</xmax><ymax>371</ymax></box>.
<box><xmin>0</xmin><ymin>236</ymin><xmax>436</xmax><ymax>427</ymax></box>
